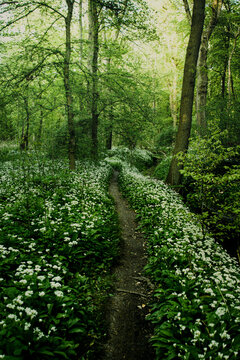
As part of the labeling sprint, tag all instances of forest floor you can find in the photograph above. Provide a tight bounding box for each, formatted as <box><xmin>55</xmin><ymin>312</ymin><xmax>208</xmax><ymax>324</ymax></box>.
<box><xmin>101</xmin><ymin>171</ymin><xmax>155</xmax><ymax>360</ymax></box>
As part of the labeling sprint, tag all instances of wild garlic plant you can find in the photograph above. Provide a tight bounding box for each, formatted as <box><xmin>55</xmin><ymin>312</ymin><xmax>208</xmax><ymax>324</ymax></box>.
<box><xmin>117</xmin><ymin>161</ymin><xmax>240</xmax><ymax>360</ymax></box>
<box><xmin>0</xmin><ymin>156</ymin><xmax>119</xmax><ymax>359</ymax></box>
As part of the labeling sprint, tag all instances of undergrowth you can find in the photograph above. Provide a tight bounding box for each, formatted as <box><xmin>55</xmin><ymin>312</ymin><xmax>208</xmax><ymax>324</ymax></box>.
<box><xmin>110</xmin><ymin>159</ymin><xmax>240</xmax><ymax>360</ymax></box>
<box><xmin>0</xmin><ymin>153</ymin><xmax>120</xmax><ymax>359</ymax></box>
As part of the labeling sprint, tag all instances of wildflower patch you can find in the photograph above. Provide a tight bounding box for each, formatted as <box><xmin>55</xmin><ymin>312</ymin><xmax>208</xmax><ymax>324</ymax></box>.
<box><xmin>117</xmin><ymin>162</ymin><xmax>240</xmax><ymax>360</ymax></box>
<box><xmin>0</xmin><ymin>156</ymin><xmax>119</xmax><ymax>359</ymax></box>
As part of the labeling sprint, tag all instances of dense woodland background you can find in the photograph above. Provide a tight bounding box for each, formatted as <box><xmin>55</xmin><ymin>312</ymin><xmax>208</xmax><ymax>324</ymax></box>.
<box><xmin>0</xmin><ymin>0</ymin><xmax>240</xmax><ymax>257</ymax></box>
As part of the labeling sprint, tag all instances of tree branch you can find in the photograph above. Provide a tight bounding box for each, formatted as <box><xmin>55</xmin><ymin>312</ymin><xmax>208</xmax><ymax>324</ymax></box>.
<box><xmin>33</xmin><ymin>1</ymin><xmax>65</xmax><ymax>18</ymax></box>
<box><xmin>182</xmin><ymin>0</ymin><xmax>192</xmax><ymax>24</ymax></box>
<box><xmin>0</xmin><ymin>6</ymin><xmax>39</xmax><ymax>31</ymax></box>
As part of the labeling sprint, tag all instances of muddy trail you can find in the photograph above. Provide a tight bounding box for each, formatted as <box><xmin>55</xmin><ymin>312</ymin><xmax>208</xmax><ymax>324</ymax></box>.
<box><xmin>102</xmin><ymin>171</ymin><xmax>155</xmax><ymax>360</ymax></box>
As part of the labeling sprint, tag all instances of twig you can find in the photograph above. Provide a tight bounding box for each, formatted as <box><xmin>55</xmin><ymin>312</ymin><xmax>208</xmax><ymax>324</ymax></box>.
<box><xmin>132</xmin><ymin>276</ymin><xmax>154</xmax><ymax>289</ymax></box>
<box><xmin>116</xmin><ymin>288</ymin><xmax>147</xmax><ymax>298</ymax></box>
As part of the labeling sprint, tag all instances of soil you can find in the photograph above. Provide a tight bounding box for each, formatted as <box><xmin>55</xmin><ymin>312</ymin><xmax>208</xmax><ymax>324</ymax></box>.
<box><xmin>101</xmin><ymin>171</ymin><xmax>155</xmax><ymax>360</ymax></box>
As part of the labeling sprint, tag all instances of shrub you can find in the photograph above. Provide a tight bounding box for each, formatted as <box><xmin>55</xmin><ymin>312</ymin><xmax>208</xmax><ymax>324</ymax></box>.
<box><xmin>153</xmin><ymin>155</ymin><xmax>172</xmax><ymax>181</ymax></box>
<box><xmin>177</xmin><ymin>126</ymin><xmax>240</xmax><ymax>257</ymax></box>
<box><xmin>106</xmin><ymin>146</ymin><xmax>154</xmax><ymax>170</ymax></box>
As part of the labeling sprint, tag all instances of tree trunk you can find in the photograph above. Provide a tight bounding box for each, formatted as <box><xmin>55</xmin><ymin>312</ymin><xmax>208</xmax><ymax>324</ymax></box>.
<box><xmin>169</xmin><ymin>60</ymin><xmax>178</xmax><ymax>129</ymax></box>
<box><xmin>37</xmin><ymin>107</ymin><xmax>43</xmax><ymax>147</ymax></box>
<box><xmin>20</xmin><ymin>87</ymin><xmax>30</xmax><ymax>151</ymax></box>
<box><xmin>196</xmin><ymin>0</ymin><xmax>222</xmax><ymax>135</ymax></box>
<box><xmin>88</xmin><ymin>0</ymin><xmax>99</xmax><ymax>158</ymax></box>
<box><xmin>166</xmin><ymin>0</ymin><xmax>205</xmax><ymax>187</ymax></box>
<box><xmin>227</xmin><ymin>29</ymin><xmax>239</xmax><ymax>100</ymax></box>
<box><xmin>79</xmin><ymin>0</ymin><xmax>83</xmax><ymax>61</ymax></box>
<box><xmin>106</xmin><ymin>121</ymin><xmax>113</xmax><ymax>150</ymax></box>
<box><xmin>78</xmin><ymin>0</ymin><xmax>84</xmax><ymax>114</ymax></box>
<box><xmin>64</xmin><ymin>0</ymin><xmax>76</xmax><ymax>170</ymax></box>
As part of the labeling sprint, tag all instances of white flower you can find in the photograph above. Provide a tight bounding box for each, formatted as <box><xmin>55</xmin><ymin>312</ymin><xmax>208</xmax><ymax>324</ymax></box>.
<box><xmin>8</xmin><ymin>314</ymin><xmax>17</xmax><ymax>320</ymax></box>
<box><xmin>37</xmin><ymin>275</ymin><xmax>45</xmax><ymax>281</ymax></box>
<box><xmin>39</xmin><ymin>292</ymin><xmax>45</xmax><ymax>297</ymax></box>
<box><xmin>24</xmin><ymin>323</ymin><xmax>31</xmax><ymax>331</ymax></box>
<box><xmin>50</xmin><ymin>282</ymin><xmax>61</xmax><ymax>288</ymax></box>
<box><xmin>69</xmin><ymin>241</ymin><xmax>78</xmax><ymax>247</ymax></box>
<box><xmin>209</xmin><ymin>340</ymin><xmax>219</xmax><ymax>349</ymax></box>
<box><xmin>216</xmin><ymin>307</ymin><xmax>226</xmax><ymax>317</ymax></box>
<box><xmin>54</xmin><ymin>290</ymin><xmax>63</xmax><ymax>297</ymax></box>
<box><xmin>15</xmin><ymin>296</ymin><xmax>23</xmax><ymax>305</ymax></box>
<box><xmin>25</xmin><ymin>291</ymin><xmax>33</xmax><ymax>297</ymax></box>
<box><xmin>220</xmin><ymin>330</ymin><xmax>230</xmax><ymax>339</ymax></box>
<box><xmin>25</xmin><ymin>307</ymin><xmax>38</xmax><ymax>319</ymax></box>
<box><xmin>194</xmin><ymin>330</ymin><xmax>201</xmax><ymax>338</ymax></box>
<box><xmin>19</xmin><ymin>279</ymin><xmax>27</xmax><ymax>285</ymax></box>
<box><xmin>6</xmin><ymin>304</ymin><xmax>15</xmax><ymax>309</ymax></box>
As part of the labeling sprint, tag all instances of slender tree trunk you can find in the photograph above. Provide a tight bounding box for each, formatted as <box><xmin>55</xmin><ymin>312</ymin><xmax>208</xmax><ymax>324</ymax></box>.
<box><xmin>196</xmin><ymin>0</ymin><xmax>222</xmax><ymax>135</ymax></box>
<box><xmin>221</xmin><ymin>25</ymin><xmax>230</xmax><ymax>99</ymax></box>
<box><xmin>227</xmin><ymin>29</ymin><xmax>239</xmax><ymax>100</ymax></box>
<box><xmin>37</xmin><ymin>107</ymin><xmax>43</xmax><ymax>146</ymax></box>
<box><xmin>78</xmin><ymin>0</ymin><xmax>84</xmax><ymax>114</ymax></box>
<box><xmin>169</xmin><ymin>60</ymin><xmax>178</xmax><ymax>129</ymax></box>
<box><xmin>166</xmin><ymin>0</ymin><xmax>205</xmax><ymax>187</ymax></box>
<box><xmin>196</xmin><ymin>33</ymin><xmax>208</xmax><ymax>134</ymax></box>
<box><xmin>105</xmin><ymin>31</ymin><xmax>119</xmax><ymax>150</ymax></box>
<box><xmin>106</xmin><ymin>120</ymin><xmax>113</xmax><ymax>150</ymax></box>
<box><xmin>64</xmin><ymin>0</ymin><xmax>76</xmax><ymax>170</ymax></box>
<box><xmin>20</xmin><ymin>86</ymin><xmax>30</xmax><ymax>151</ymax></box>
<box><xmin>88</xmin><ymin>0</ymin><xmax>99</xmax><ymax>158</ymax></box>
<box><xmin>79</xmin><ymin>0</ymin><xmax>83</xmax><ymax>61</ymax></box>
<box><xmin>106</xmin><ymin>56</ymin><xmax>114</xmax><ymax>150</ymax></box>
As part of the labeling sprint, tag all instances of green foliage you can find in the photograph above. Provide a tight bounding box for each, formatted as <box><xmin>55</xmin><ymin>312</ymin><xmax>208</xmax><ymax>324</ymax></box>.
<box><xmin>0</xmin><ymin>143</ymin><xmax>20</xmax><ymax>162</ymax></box>
<box><xmin>106</xmin><ymin>146</ymin><xmax>154</xmax><ymax>170</ymax></box>
<box><xmin>207</xmin><ymin>97</ymin><xmax>240</xmax><ymax>146</ymax></box>
<box><xmin>0</xmin><ymin>154</ymin><xmax>120</xmax><ymax>359</ymax></box>
<box><xmin>117</xmin><ymin>162</ymin><xmax>240</xmax><ymax>360</ymax></box>
<box><xmin>155</xmin><ymin>123</ymin><xmax>176</xmax><ymax>151</ymax></box>
<box><xmin>177</xmin><ymin>124</ymin><xmax>240</xmax><ymax>254</ymax></box>
<box><xmin>153</xmin><ymin>155</ymin><xmax>172</xmax><ymax>181</ymax></box>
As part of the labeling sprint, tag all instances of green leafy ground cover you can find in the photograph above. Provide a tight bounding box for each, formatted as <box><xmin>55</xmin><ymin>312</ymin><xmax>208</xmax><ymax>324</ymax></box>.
<box><xmin>0</xmin><ymin>154</ymin><xmax>119</xmax><ymax>359</ymax></box>
<box><xmin>114</xmin><ymin>160</ymin><xmax>240</xmax><ymax>360</ymax></box>
<box><xmin>105</xmin><ymin>147</ymin><xmax>154</xmax><ymax>171</ymax></box>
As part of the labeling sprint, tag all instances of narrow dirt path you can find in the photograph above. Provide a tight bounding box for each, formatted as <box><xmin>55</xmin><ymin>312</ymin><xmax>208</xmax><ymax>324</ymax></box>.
<box><xmin>102</xmin><ymin>171</ymin><xmax>154</xmax><ymax>360</ymax></box>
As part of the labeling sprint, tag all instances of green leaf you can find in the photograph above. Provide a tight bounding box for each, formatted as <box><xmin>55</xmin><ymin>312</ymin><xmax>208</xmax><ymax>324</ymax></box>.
<box><xmin>69</xmin><ymin>328</ymin><xmax>86</xmax><ymax>334</ymax></box>
<box><xmin>54</xmin><ymin>351</ymin><xmax>71</xmax><ymax>359</ymax></box>
<box><xmin>47</xmin><ymin>303</ymin><xmax>54</xmax><ymax>314</ymax></box>
<box><xmin>39</xmin><ymin>350</ymin><xmax>55</xmax><ymax>356</ymax></box>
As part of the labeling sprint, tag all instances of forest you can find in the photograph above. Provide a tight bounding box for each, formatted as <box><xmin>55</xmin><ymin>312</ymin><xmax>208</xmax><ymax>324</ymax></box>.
<box><xmin>0</xmin><ymin>0</ymin><xmax>240</xmax><ymax>359</ymax></box>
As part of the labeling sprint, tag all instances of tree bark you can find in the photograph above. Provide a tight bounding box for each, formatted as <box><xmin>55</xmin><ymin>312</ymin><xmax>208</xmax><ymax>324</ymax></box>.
<box><xmin>88</xmin><ymin>0</ymin><xmax>99</xmax><ymax>158</ymax></box>
<box><xmin>166</xmin><ymin>0</ymin><xmax>205</xmax><ymax>187</ymax></box>
<box><xmin>37</xmin><ymin>107</ymin><xmax>43</xmax><ymax>147</ymax></box>
<box><xmin>64</xmin><ymin>0</ymin><xmax>76</xmax><ymax>170</ymax></box>
<box><xmin>169</xmin><ymin>58</ymin><xmax>178</xmax><ymax>129</ymax></box>
<box><xmin>79</xmin><ymin>0</ymin><xmax>83</xmax><ymax>61</ymax></box>
<box><xmin>196</xmin><ymin>0</ymin><xmax>222</xmax><ymax>135</ymax></box>
<box><xmin>20</xmin><ymin>86</ymin><xmax>30</xmax><ymax>151</ymax></box>
<box><xmin>227</xmin><ymin>29</ymin><xmax>240</xmax><ymax>100</ymax></box>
